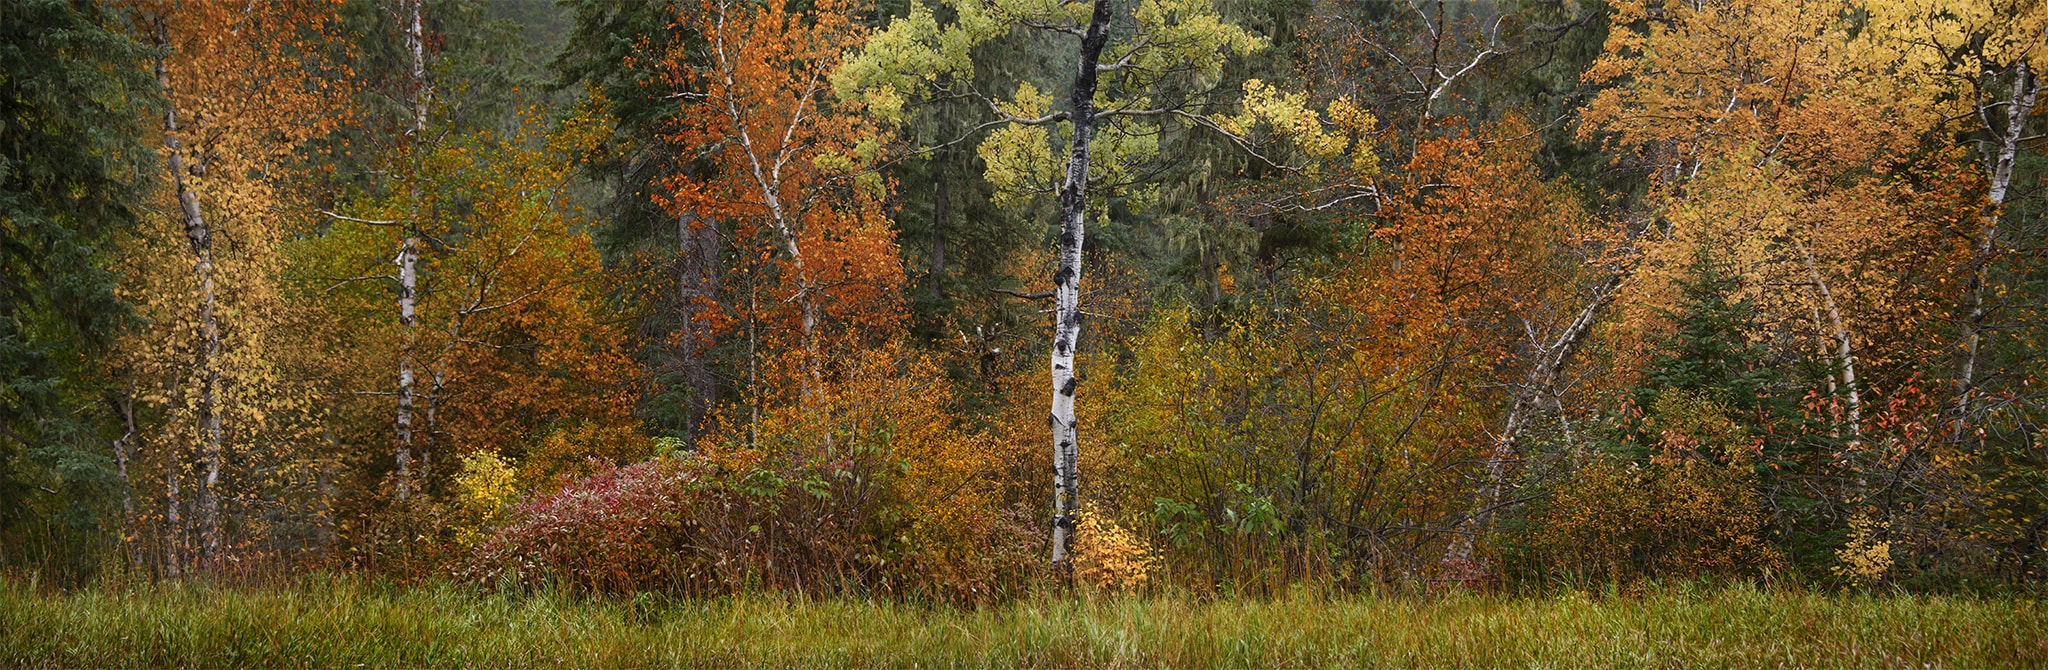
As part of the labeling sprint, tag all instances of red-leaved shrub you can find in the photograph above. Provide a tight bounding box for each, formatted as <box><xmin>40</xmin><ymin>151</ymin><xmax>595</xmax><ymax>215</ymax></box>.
<box><xmin>464</xmin><ymin>451</ymin><xmax>888</xmax><ymax>595</ymax></box>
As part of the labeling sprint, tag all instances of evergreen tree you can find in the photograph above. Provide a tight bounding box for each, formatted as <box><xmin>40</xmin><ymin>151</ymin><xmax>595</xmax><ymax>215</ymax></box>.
<box><xmin>1635</xmin><ymin>251</ymin><xmax>1787</xmax><ymax>421</ymax></box>
<box><xmin>0</xmin><ymin>0</ymin><xmax>155</xmax><ymax>578</ymax></box>
<box><xmin>1628</xmin><ymin>248</ymin><xmax>1840</xmax><ymax>572</ymax></box>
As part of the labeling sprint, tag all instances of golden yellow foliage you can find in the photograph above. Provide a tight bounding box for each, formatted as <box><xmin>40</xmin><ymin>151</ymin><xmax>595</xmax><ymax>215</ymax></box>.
<box><xmin>1833</xmin><ymin>513</ymin><xmax>1894</xmax><ymax>585</ymax></box>
<box><xmin>1073</xmin><ymin>508</ymin><xmax>1157</xmax><ymax>593</ymax></box>
<box><xmin>452</xmin><ymin>451</ymin><xmax>518</xmax><ymax>548</ymax></box>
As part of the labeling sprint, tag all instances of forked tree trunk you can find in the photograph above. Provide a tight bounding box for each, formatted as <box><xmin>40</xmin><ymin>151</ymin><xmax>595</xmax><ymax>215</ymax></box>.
<box><xmin>1957</xmin><ymin>61</ymin><xmax>2036</xmax><ymax>434</ymax></box>
<box><xmin>1048</xmin><ymin>0</ymin><xmax>1114</xmax><ymax>568</ymax></box>
<box><xmin>707</xmin><ymin>5</ymin><xmax>822</xmax><ymax>395</ymax></box>
<box><xmin>1800</xmin><ymin>241</ymin><xmax>1861</xmax><ymax>439</ymax></box>
<box><xmin>154</xmin><ymin>20</ymin><xmax>224</xmax><ymax>569</ymax></box>
<box><xmin>1443</xmin><ymin>267</ymin><xmax>1626</xmax><ymax>572</ymax></box>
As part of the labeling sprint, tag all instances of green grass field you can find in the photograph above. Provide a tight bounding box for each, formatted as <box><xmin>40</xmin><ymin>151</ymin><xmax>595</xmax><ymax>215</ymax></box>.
<box><xmin>2</xmin><ymin>577</ymin><xmax>2042</xmax><ymax>668</ymax></box>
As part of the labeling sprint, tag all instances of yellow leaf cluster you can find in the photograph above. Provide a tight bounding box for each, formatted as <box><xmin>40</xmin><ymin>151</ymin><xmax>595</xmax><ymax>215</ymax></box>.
<box><xmin>1073</xmin><ymin>508</ymin><xmax>1157</xmax><ymax>593</ymax></box>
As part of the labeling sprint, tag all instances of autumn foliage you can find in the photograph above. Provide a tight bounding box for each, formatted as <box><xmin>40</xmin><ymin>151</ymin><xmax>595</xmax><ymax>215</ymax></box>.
<box><xmin>6</xmin><ymin>0</ymin><xmax>2046</xmax><ymax>598</ymax></box>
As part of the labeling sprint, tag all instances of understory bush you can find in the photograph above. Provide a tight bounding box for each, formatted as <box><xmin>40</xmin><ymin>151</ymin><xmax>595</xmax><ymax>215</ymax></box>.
<box><xmin>1525</xmin><ymin>455</ymin><xmax>1782</xmax><ymax>584</ymax></box>
<box><xmin>466</xmin><ymin>346</ymin><xmax>1042</xmax><ymax>601</ymax></box>
<box><xmin>466</xmin><ymin>454</ymin><xmax>879</xmax><ymax>595</ymax></box>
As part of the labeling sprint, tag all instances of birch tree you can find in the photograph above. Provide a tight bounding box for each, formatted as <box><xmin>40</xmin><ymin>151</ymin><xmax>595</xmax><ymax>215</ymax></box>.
<box><xmin>317</xmin><ymin>0</ymin><xmax>435</xmax><ymax>501</ymax></box>
<box><xmin>841</xmin><ymin>0</ymin><xmax>1334</xmax><ymax>566</ymax></box>
<box><xmin>1860</xmin><ymin>0</ymin><xmax>2046</xmax><ymax>431</ymax></box>
<box><xmin>1957</xmin><ymin>62</ymin><xmax>2038</xmax><ymax>425</ymax></box>
<box><xmin>654</xmin><ymin>0</ymin><xmax>902</xmax><ymax>411</ymax></box>
<box><xmin>148</xmin><ymin>15</ymin><xmax>226</xmax><ymax>568</ymax></box>
<box><xmin>123</xmin><ymin>0</ymin><xmax>348</xmax><ymax>574</ymax></box>
<box><xmin>394</xmin><ymin>0</ymin><xmax>429</xmax><ymax>501</ymax></box>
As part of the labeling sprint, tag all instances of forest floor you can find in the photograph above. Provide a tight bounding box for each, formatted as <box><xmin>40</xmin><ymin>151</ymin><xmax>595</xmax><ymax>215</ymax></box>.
<box><xmin>2</xmin><ymin>576</ymin><xmax>2042</xmax><ymax>668</ymax></box>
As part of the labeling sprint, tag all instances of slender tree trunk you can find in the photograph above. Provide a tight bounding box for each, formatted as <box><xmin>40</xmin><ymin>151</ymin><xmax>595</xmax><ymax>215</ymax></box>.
<box><xmin>316</xmin><ymin>433</ymin><xmax>338</xmax><ymax>555</ymax></box>
<box><xmin>707</xmin><ymin>7</ymin><xmax>822</xmax><ymax>395</ymax></box>
<box><xmin>746</xmin><ymin>253</ymin><xmax>761</xmax><ymax>447</ymax></box>
<box><xmin>1048</xmin><ymin>0</ymin><xmax>1114</xmax><ymax>568</ymax></box>
<box><xmin>425</xmin><ymin>360</ymin><xmax>444</xmax><ymax>457</ymax></box>
<box><xmin>112</xmin><ymin>384</ymin><xmax>140</xmax><ymax>572</ymax></box>
<box><xmin>394</xmin><ymin>233</ymin><xmax>418</xmax><ymax>500</ymax></box>
<box><xmin>1443</xmin><ymin>267</ymin><xmax>1626</xmax><ymax>573</ymax></box>
<box><xmin>1957</xmin><ymin>62</ymin><xmax>2036</xmax><ymax>434</ymax></box>
<box><xmin>1199</xmin><ymin>235</ymin><xmax>1223</xmax><ymax>339</ymax></box>
<box><xmin>1800</xmin><ymin>241</ymin><xmax>1861</xmax><ymax>439</ymax></box>
<box><xmin>164</xmin><ymin>460</ymin><xmax>182</xmax><ymax>580</ymax></box>
<box><xmin>154</xmin><ymin>21</ymin><xmax>225</xmax><ymax>570</ymax></box>
<box><xmin>930</xmin><ymin>173</ymin><xmax>948</xmax><ymax>301</ymax></box>
<box><xmin>677</xmin><ymin>213</ymin><xmax>721</xmax><ymax>442</ymax></box>
<box><xmin>407</xmin><ymin>0</ymin><xmax>428</xmax><ymax>136</ymax></box>
<box><xmin>394</xmin><ymin>0</ymin><xmax>429</xmax><ymax>500</ymax></box>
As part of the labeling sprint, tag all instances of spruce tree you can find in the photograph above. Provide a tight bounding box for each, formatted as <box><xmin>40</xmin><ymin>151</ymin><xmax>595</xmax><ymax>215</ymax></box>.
<box><xmin>0</xmin><ymin>0</ymin><xmax>155</xmax><ymax>577</ymax></box>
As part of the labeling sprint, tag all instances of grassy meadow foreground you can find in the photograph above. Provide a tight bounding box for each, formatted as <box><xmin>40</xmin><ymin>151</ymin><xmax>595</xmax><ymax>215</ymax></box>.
<box><xmin>2</xmin><ymin>579</ymin><xmax>2042</xmax><ymax>669</ymax></box>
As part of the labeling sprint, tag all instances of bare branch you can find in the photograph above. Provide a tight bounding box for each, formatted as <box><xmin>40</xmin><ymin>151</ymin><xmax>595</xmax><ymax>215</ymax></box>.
<box><xmin>1096</xmin><ymin>35</ymin><xmax>1150</xmax><ymax>72</ymax></box>
<box><xmin>1094</xmin><ymin>107</ymin><xmax>1309</xmax><ymax>173</ymax></box>
<box><xmin>321</xmin><ymin>274</ymin><xmax>397</xmax><ymax>293</ymax></box>
<box><xmin>989</xmin><ymin>287</ymin><xmax>1055</xmax><ymax>300</ymax></box>
<box><xmin>319</xmin><ymin>209</ymin><xmax>404</xmax><ymax>227</ymax></box>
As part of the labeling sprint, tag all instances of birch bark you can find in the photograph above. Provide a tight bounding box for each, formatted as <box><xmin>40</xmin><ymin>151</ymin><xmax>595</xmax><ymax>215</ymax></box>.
<box><xmin>1048</xmin><ymin>0</ymin><xmax>1114</xmax><ymax>567</ymax></box>
<box><xmin>394</xmin><ymin>0</ymin><xmax>429</xmax><ymax>500</ymax></box>
<box><xmin>153</xmin><ymin>20</ymin><xmax>224</xmax><ymax>567</ymax></box>
<box><xmin>707</xmin><ymin>0</ymin><xmax>826</xmax><ymax>389</ymax></box>
<box><xmin>1957</xmin><ymin>62</ymin><xmax>2036</xmax><ymax>431</ymax></box>
<box><xmin>1442</xmin><ymin>266</ymin><xmax>1627</xmax><ymax>572</ymax></box>
<box><xmin>1799</xmin><ymin>240</ymin><xmax>1861</xmax><ymax>439</ymax></box>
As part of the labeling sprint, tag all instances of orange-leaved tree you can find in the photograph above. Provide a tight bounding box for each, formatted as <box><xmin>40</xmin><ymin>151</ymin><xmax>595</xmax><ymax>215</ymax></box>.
<box><xmin>1345</xmin><ymin>124</ymin><xmax>1616</xmax><ymax>575</ymax></box>
<box><xmin>651</xmin><ymin>0</ymin><xmax>902</xmax><ymax>419</ymax></box>
<box><xmin>1582</xmin><ymin>0</ymin><xmax>1968</xmax><ymax>443</ymax></box>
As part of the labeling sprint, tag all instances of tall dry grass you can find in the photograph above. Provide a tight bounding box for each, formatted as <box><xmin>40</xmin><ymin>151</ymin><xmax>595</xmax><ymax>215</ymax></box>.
<box><xmin>2</xmin><ymin>576</ymin><xmax>2041</xmax><ymax>668</ymax></box>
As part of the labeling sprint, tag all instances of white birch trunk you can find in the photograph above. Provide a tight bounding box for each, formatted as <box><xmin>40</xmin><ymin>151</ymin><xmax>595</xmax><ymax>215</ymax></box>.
<box><xmin>1958</xmin><ymin>62</ymin><xmax>2036</xmax><ymax>430</ymax></box>
<box><xmin>113</xmin><ymin>385</ymin><xmax>140</xmax><ymax>572</ymax></box>
<box><xmin>709</xmin><ymin>1</ymin><xmax>823</xmax><ymax>388</ymax></box>
<box><xmin>154</xmin><ymin>21</ymin><xmax>224</xmax><ymax>568</ymax></box>
<box><xmin>395</xmin><ymin>233</ymin><xmax>418</xmax><ymax>500</ymax></box>
<box><xmin>1800</xmin><ymin>241</ymin><xmax>1861</xmax><ymax>440</ymax></box>
<box><xmin>1443</xmin><ymin>266</ymin><xmax>1627</xmax><ymax>572</ymax></box>
<box><xmin>394</xmin><ymin>0</ymin><xmax>428</xmax><ymax>500</ymax></box>
<box><xmin>1048</xmin><ymin>0</ymin><xmax>1114</xmax><ymax>567</ymax></box>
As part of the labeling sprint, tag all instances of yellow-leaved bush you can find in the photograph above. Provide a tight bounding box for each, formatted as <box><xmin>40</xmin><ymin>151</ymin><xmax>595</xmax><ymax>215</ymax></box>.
<box><xmin>1526</xmin><ymin>392</ymin><xmax>1783</xmax><ymax>583</ymax></box>
<box><xmin>452</xmin><ymin>451</ymin><xmax>518</xmax><ymax>548</ymax></box>
<box><xmin>1072</xmin><ymin>508</ymin><xmax>1157</xmax><ymax>593</ymax></box>
<box><xmin>1834</xmin><ymin>513</ymin><xmax>1893</xmax><ymax>585</ymax></box>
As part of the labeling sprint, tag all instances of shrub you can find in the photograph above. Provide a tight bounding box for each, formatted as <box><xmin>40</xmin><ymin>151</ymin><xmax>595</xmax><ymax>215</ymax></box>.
<box><xmin>467</xmin><ymin>343</ymin><xmax>1035</xmax><ymax>601</ymax></box>
<box><xmin>464</xmin><ymin>453</ymin><xmax>882</xmax><ymax>595</ymax></box>
<box><xmin>1528</xmin><ymin>455</ymin><xmax>1782</xmax><ymax>583</ymax></box>
<box><xmin>451</xmin><ymin>451</ymin><xmax>518</xmax><ymax>548</ymax></box>
<box><xmin>1073</xmin><ymin>508</ymin><xmax>1157</xmax><ymax>593</ymax></box>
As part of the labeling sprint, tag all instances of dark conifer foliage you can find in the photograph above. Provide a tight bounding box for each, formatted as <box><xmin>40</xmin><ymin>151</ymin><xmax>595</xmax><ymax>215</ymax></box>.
<box><xmin>0</xmin><ymin>0</ymin><xmax>155</xmax><ymax>580</ymax></box>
